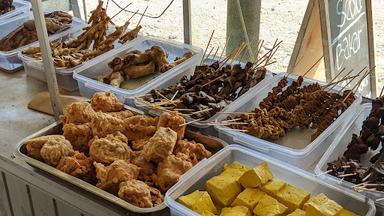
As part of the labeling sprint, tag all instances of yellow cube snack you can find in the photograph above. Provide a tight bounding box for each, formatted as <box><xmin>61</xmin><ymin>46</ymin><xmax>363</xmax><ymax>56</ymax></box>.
<box><xmin>338</xmin><ymin>209</ymin><xmax>358</xmax><ymax>216</ymax></box>
<box><xmin>261</xmin><ymin>179</ymin><xmax>286</xmax><ymax>196</ymax></box>
<box><xmin>304</xmin><ymin>193</ymin><xmax>342</xmax><ymax>216</ymax></box>
<box><xmin>220</xmin><ymin>206</ymin><xmax>251</xmax><ymax>216</ymax></box>
<box><xmin>253</xmin><ymin>194</ymin><xmax>288</xmax><ymax>216</ymax></box>
<box><xmin>222</xmin><ymin>162</ymin><xmax>251</xmax><ymax>181</ymax></box>
<box><xmin>202</xmin><ymin>210</ymin><xmax>217</xmax><ymax>216</ymax></box>
<box><xmin>276</xmin><ymin>184</ymin><xmax>310</xmax><ymax>212</ymax></box>
<box><xmin>239</xmin><ymin>163</ymin><xmax>273</xmax><ymax>188</ymax></box>
<box><xmin>231</xmin><ymin>188</ymin><xmax>265</xmax><ymax>210</ymax></box>
<box><xmin>206</xmin><ymin>174</ymin><xmax>242</xmax><ymax>206</ymax></box>
<box><xmin>178</xmin><ymin>190</ymin><xmax>217</xmax><ymax>214</ymax></box>
<box><xmin>287</xmin><ymin>209</ymin><xmax>306</xmax><ymax>216</ymax></box>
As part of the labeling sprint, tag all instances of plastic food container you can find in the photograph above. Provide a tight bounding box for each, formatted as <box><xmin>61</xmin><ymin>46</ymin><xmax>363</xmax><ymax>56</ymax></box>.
<box><xmin>133</xmin><ymin>56</ymin><xmax>273</xmax><ymax>129</ymax></box>
<box><xmin>315</xmin><ymin>104</ymin><xmax>384</xmax><ymax>210</ymax></box>
<box><xmin>165</xmin><ymin>145</ymin><xmax>376</xmax><ymax>216</ymax></box>
<box><xmin>0</xmin><ymin>11</ymin><xmax>84</xmax><ymax>72</ymax></box>
<box><xmin>73</xmin><ymin>36</ymin><xmax>203</xmax><ymax>103</ymax></box>
<box><xmin>214</xmin><ymin>73</ymin><xmax>362</xmax><ymax>170</ymax></box>
<box><xmin>19</xmin><ymin>28</ymin><xmax>143</xmax><ymax>92</ymax></box>
<box><xmin>0</xmin><ymin>0</ymin><xmax>31</xmax><ymax>23</ymax></box>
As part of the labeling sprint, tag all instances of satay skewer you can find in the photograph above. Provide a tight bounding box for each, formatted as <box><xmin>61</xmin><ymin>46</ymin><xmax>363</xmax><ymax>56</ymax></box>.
<box><xmin>338</xmin><ymin>67</ymin><xmax>366</xmax><ymax>93</ymax></box>
<box><xmin>200</xmin><ymin>30</ymin><xmax>215</xmax><ymax>64</ymax></box>
<box><xmin>202</xmin><ymin>46</ymin><xmax>215</xmax><ymax>64</ymax></box>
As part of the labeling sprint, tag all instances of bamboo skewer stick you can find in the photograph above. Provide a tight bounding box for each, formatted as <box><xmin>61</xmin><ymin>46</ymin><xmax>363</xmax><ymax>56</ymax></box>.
<box><xmin>328</xmin><ymin>67</ymin><xmax>346</xmax><ymax>85</ymax></box>
<box><xmin>338</xmin><ymin>67</ymin><xmax>366</xmax><ymax>93</ymax></box>
<box><xmin>179</xmin><ymin>118</ymin><xmax>204</xmax><ymax>126</ymax></box>
<box><xmin>128</xmin><ymin>9</ymin><xmax>139</xmax><ymax>21</ymax></box>
<box><xmin>201</xmin><ymin>30</ymin><xmax>215</xmax><ymax>64</ymax></box>
<box><xmin>111</xmin><ymin>2</ymin><xmax>132</xmax><ymax>19</ymax></box>
<box><xmin>380</xmin><ymin>85</ymin><xmax>384</xmax><ymax>97</ymax></box>
<box><xmin>136</xmin><ymin>6</ymin><xmax>148</xmax><ymax>27</ymax></box>
<box><xmin>202</xmin><ymin>46</ymin><xmax>215</xmax><ymax>64</ymax></box>
<box><xmin>218</xmin><ymin>36</ymin><xmax>231</xmax><ymax>61</ymax></box>
<box><xmin>211</xmin><ymin>46</ymin><xmax>220</xmax><ymax>62</ymax></box>
<box><xmin>316</xmin><ymin>170</ymin><xmax>332</xmax><ymax>177</ymax></box>
<box><xmin>302</xmin><ymin>55</ymin><xmax>323</xmax><ymax>78</ymax></box>
<box><xmin>338</xmin><ymin>173</ymin><xmax>356</xmax><ymax>178</ymax></box>
<box><xmin>341</xmin><ymin>66</ymin><xmax>375</xmax><ymax>103</ymax></box>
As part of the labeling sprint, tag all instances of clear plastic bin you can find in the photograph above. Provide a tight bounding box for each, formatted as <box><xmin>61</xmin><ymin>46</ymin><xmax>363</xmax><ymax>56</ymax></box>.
<box><xmin>73</xmin><ymin>36</ymin><xmax>203</xmax><ymax>103</ymax></box>
<box><xmin>133</xmin><ymin>56</ymin><xmax>273</xmax><ymax>128</ymax></box>
<box><xmin>19</xmin><ymin>27</ymin><xmax>143</xmax><ymax>91</ymax></box>
<box><xmin>0</xmin><ymin>0</ymin><xmax>31</xmax><ymax>23</ymax></box>
<box><xmin>214</xmin><ymin>73</ymin><xmax>362</xmax><ymax>170</ymax></box>
<box><xmin>0</xmin><ymin>11</ymin><xmax>84</xmax><ymax>72</ymax></box>
<box><xmin>165</xmin><ymin>145</ymin><xmax>376</xmax><ymax>216</ymax></box>
<box><xmin>315</xmin><ymin>104</ymin><xmax>384</xmax><ymax>210</ymax></box>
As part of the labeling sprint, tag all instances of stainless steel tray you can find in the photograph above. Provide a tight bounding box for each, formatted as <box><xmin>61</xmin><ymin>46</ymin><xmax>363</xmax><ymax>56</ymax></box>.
<box><xmin>15</xmin><ymin>121</ymin><xmax>226</xmax><ymax>214</ymax></box>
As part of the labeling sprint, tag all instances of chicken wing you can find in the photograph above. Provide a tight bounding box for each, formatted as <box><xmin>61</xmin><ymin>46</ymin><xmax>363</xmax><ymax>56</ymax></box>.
<box><xmin>40</xmin><ymin>136</ymin><xmax>74</xmax><ymax>166</ymax></box>
<box><xmin>89</xmin><ymin>132</ymin><xmax>131</xmax><ymax>164</ymax></box>
<box><xmin>157</xmin><ymin>112</ymin><xmax>186</xmax><ymax>140</ymax></box>
<box><xmin>174</xmin><ymin>139</ymin><xmax>212</xmax><ymax>165</ymax></box>
<box><xmin>123</xmin><ymin>115</ymin><xmax>158</xmax><ymax>140</ymax></box>
<box><xmin>91</xmin><ymin>92</ymin><xmax>124</xmax><ymax>112</ymax></box>
<box><xmin>94</xmin><ymin>160</ymin><xmax>140</xmax><ymax>194</ymax></box>
<box><xmin>152</xmin><ymin>155</ymin><xmax>192</xmax><ymax>192</ymax></box>
<box><xmin>118</xmin><ymin>179</ymin><xmax>154</xmax><ymax>208</ymax></box>
<box><xmin>141</xmin><ymin>127</ymin><xmax>177</xmax><ymax>162</ymax></box>
<box><xmin>60</xmin><ymin>102</ymin><xmax>95</xmax><ymax>124</ymax></box>
<box><xmin>26</xmin><ymin>135</ymin><xmax>64</xmax><ymax>160</ymax></box>
<box><xmin>57</xmin><ymin>151</ymin><xmax>94</xmax><ymax>182</ymax></box>
<box><xmin>63</xmin><ymin>123</ymin><xmax>92</xmax><ymax>152</ymax></box>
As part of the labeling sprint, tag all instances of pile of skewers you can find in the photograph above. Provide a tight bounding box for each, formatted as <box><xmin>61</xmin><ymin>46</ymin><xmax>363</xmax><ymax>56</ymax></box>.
<box><xmin>22</xmin><ymin>1</ymin><xmax>143</xmax><ymax>68</ymax></box>
<box><xmin>325</xmin><ymin>93</ymin><xmax>384</xmax><ymax>195</ymax></box>
<box><xmin>138</xmin><ymin>33</ymin><xmax>275</xmax><ymax>121</ymax></box>
<box><xmin>225</xmin><ymin>65</ymin><xmax>373</xmax><ymax>142</ymax></box>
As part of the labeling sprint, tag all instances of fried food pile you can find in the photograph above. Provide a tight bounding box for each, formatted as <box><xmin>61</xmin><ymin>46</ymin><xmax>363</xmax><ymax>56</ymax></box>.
<box><xmin>0</xmin><ymin>0</ymin><xmax>14</xmax><ymax>15</ymax></box>
<box><xmin>229</xmin><ymin>76</ymin><xmax>356</xmax><ymax>141</ymax></box>
<box><xmin>25</xmin><ymin>92</ymin><xmax>213</xmax><ymax>208</ymax></box>
<box><xmin>22</xmin><ymin>1</ymin><xmax>141</xmax><ymax>68</ymax></box>
<box><xmin>142</xmin><ymin>61</ymin><xmax>267</xmax><ymax>120</ymax></box>
<box><xmin>327</xmin><ymin>96</ymin><xmax>384</xmax><ymax>192</ymax></box>
<box><xmin>95</xmin><ymin>46</ymin><xmax>193</xmax><ymax>87</ymax></box>
<box><xmin>0</xmin><ymin>11</ymin><xmax>72</xmax><ymax>51</ymax></box>
<box><xmin>179</xmin><ymin>161</ymin><xmax>359</xmax><ymax>216</ymax></box>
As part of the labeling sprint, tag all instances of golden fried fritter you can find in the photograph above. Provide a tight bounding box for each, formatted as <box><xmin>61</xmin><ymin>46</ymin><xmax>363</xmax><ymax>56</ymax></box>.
<box><xmin>40</xmin><ymin>136</ymin><xmax>74</xmax><ymax>166</ymax></box>
<box><xmin>94</xmin><ymin>160</ymin><xmax>140</xmax><ymax>194</ymax></box>
<box><xmin>108</xmin><ymin>110</ymin><xmax>134</xmax><ymax>120</ymax></box>
<box><xmin>174</xmin><ymin>139</ymin><xmax>212</xmax><ymax>165</ymax></box>
<box><xmin>89</xmin><ymin>132</ymin><xmax>131</xmax><ymax>164</ymax></box>
<box><xmin>157</xmin><ymin>112</ymin><xmax>186</xmax><ymax>140</ymax></box>
<box><xmin>152</xmin><ymin>155</ymin><xmax>192</xmax><ymax>192</ymax></box>
<box><xmin>91</xmin><ymin>112</ymin><xmax>125</xmax><ymax>138</ymax></box>
<box><xmin>131</xmin><ymin>151</ymin><xmax>156</xmax><ymax>184</ymax></box>
<box><xmin>142</xmin><ymin>127</ymin><xmax>177</xmax><ymax>162</ymax></box>
<box><xmin>118</xmin><ymin>179</ymin><xmax>153</xmax><ymax>208</ymax></box>
<box><xmin>91</xmin><ymin>92</ymin><xmax>124</xmax><ymax>112</ymax></box>
<box><xmin>131</xmin><ymin>137</ymin><xmax>150</xmax><ymax>151</ymax></box>
<box><xmin>149</xmin><ymin>186</ymin><xmax>164</xmax><ymax>206</ymax></box>
<box><xmin>57</xmin><ymin>151</ymin><xmax>93</xmax><ymax>182</ymax></box>
<box><xmin>60</xmin><ymin>102</ymin><xmax>95</xmax><ymax>124</ymax></box>
<box><xmin>26</xmin><ymin>135</ymin><xmax>65</xmax><ymax>160</ymax></box>
<box><xmin>63</xmin><ymin>123</ymin><xmax>92</xmax><ymax>152</ymax></box>
<box><xmin>123</xmin><ymin>115</ymin><xmax>158</xmax><ymax>140</ymax></box>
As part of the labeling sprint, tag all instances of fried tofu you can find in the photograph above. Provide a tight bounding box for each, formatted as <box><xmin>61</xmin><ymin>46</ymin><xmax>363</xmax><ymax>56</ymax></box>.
<box><xmin>275</xmin><ymin>184</ymin><xmax>310</xmax><ymax>212</ymax></box>
<box><xmin>206</xmin><ymin>174</ymin><xmax>242</xmax><ymax>206</ymax></box>
<box><xmin>304</xmin><ymin>193</ymin><xmax>342</xmax><ymax>216</ymax></box>
<box><xmin>261</xmin><ymin>178</ymin><xmax>286</xmax><ymax>197</ymax></box>
<box><xmin>222</xmin><ymin>162</ymin><xmax>251</xmax><ymax>181</ymax></box>
<box><xmin>178</xmin><ymin>190</ymin><xmax>217</xmax><ymax>214</ymax></box>
<box><xmin>220</xmin><ymin>206</ymin><xmax>251</xmax><ymax>216</ymax></box>
<box><xmin>231</xmin><ymin>188</ymin><xmax>265</xmax><ymax>210</ymax></box>
<box><xmin>253</xmin><ymin>194</ymin><xmax>288</xmax><ymax>216</ymax></box>
<box><xmin>239</xmin><ymin>162</ymin><xmax>273</xmax><ymax>188</ymax></box>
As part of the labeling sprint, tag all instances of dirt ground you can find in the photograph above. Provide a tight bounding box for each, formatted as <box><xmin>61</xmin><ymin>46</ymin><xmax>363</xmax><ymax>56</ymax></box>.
<box><xmin>82</xmin><ymin>0</ymin><xmax>384</xmax><ymax>92</ymax></box>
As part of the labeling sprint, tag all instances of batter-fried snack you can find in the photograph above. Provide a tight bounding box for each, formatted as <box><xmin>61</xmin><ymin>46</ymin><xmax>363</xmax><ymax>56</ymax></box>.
<box><xmin>60</xmin><ymin>102</ymin><xmax>96</xmax><ymax>124</ymax></box>
<box><xmin>63</xmin><ymin>123</ymin><xmax>92</xmax><ymax>152</ymax></box>
<box><xmin>57</xmin><ymin>151</ymin><xmax>93</xmax><ymax>182</ymax></box>
<box><xmin>91</xmin><ymin>112</ymin><xmax>125</xmax><ymax>138</ymax></box>
<box><xmin>131</xmin><ymin>151</ymin><xmax>156</xmax><ymax>184</ymax></box>
<box><xmin>26</xmin><ymin>135</ymin><xmax>64</xmax><ymax>160</ymax></box>
<box><xmin>157</xmin><ymin>112</ymin><xmax>186</xmax><ymax>140</ymax></box>
<box><xmin>118</xmin><ymin>179</ymin><xmax>155</xmax><ymax>208</ymax></box>
<box><xmin>91</xmin><ymin>92</ymin><xmax>124</xmax><ymax>112</ymax></box>
<box><xmin>174</xmin><ymin>139</ymin><xmax>212</xmax><ymax>165</ymax></box>
<box><xmin>107</xmin><ymin>110</ymin><xmax>134</xmax><ymax>120</ymax></box>
<box><xmin>142</xmin><ymin>127</ymin><xmax>177</xmax><ymax>162</ymax></box>
<box><xmin>89</xmin><ymin>132</ymin><xmax>131</xmax><ymax>164</ymax></box>
<box><xmin>40</xmin><ymin>136</ymin><xmax>74</xmax><ymax>166</ymax></box>
<box><xmin>123</xmin><ymin>115</ymin><xmax>158</xmax><ymax>140</ymax></box>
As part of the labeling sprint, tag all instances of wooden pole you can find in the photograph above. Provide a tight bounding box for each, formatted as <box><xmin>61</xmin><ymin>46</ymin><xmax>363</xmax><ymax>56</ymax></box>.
<box><xmin>31</xmin><ymin>0</ymin><xmax>63</xmax><ymax>120</ymax></box>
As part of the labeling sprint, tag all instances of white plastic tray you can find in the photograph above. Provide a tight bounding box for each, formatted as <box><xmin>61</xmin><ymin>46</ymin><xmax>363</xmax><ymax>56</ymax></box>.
<box><xmin>0</xmin><ymin>11</ymin><xmax>85</xmax><ymax>72</ymax></box>
<box><xmin>73</xmin><ymin>36</ymin><xmax>203</xmax><ymax>103</ymax></box>
<box><xmin>315</xmin><ymin>103</ymin><xmax>384</xmax><ymax>209</ymax></box>
<box><xmin>0</xmin><ymin>0</ymin><xmax>31</xmax><ymax>23</ymax></box>
<box><xmin>134</xmin><ymin>57</ymin><xmax>273</xmax><ymax>129</ymax></box>
<box><xmin>214</xmin><ymin>73</ymin><xmax>362</xmax><ymax>170</ymax></box>
<box><xmin>165</xmin><ymin>145</ymin><xmax>376</xmax><ymax>216</ymax></box>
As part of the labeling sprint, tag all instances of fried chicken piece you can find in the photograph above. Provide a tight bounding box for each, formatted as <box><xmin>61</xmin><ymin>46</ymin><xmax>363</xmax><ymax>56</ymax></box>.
<box><xmin>91</xmin><ymin>92</ymin><xmax>124</xmax><ymax>112</ymax></box>
<box><xmin>40</xmin><ymin>136</ymin><xmax>74</xmax><ymax>166</ymax></box>
<box><xmin>25</xmin><ymin>135</ymin><xmax>64</xmax><ymax>160</ymax></box>
<box><xmin>91</xmin><ymin>112</ymin><xmax>125</xmax><ymax>138</ymax></box>
<box><xmin>157</xmin><ymin>112</ymin><xmax>186</xmax><ymax>140</ymax></box>
<box><xmin>123</xmin><ymin>115</ymin><xmax>158</xmax><ymax>140</ymax></box>
<box><xmin>174</xmin><ymin>139</ymin><xmax>212</xmax><ymax>165</ymax></box>
<box><xmin>63</xmin><ymin>123</ymin><xmax>92</xmax><ymax>152</ymax></box>
<box><xmin>152</xmin><ymin>155</ymin><xmax>192</xmax><ymax>192</ymax></box>
<box><xmin>107</xmin><ymin>110</ymin><xmax>134</xmax><ymax>120</ymax></box>
<box><xmin>118</xmin><ymin>179</ymin><xmax>153</xmax><ymax>208</ymax></box>
<box><xmin>57</xmin><ymin>151</ymin><xmax>93</xmax><ymax>182</ymax></box>
<box><xmin>131</xmin><ymin>151</ymin><xmax>156</xmax><ymax>184</ymax></box>
<box><xmin>142</xmin><ymin>127</ymin><xmax>177</xmax><ymax>162</ymax></box>
<box><xmin>94</xmin><ymin>160</ymin><xmax>140</xmax><ymax>194</ymax></box>
<box><xmin>131</xmin><ymin>137</ymin><xmax>150</xmax><ymax>151</ymax></box>
<box><xmin>59</xmin><ymin>102</ymin><xmax>95</xmax><ymax>124</ymax></box>
<box><xmin>89</xmin><ymin>132</ymin><xmax>131</xmax><ymax>164</ymax></box>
